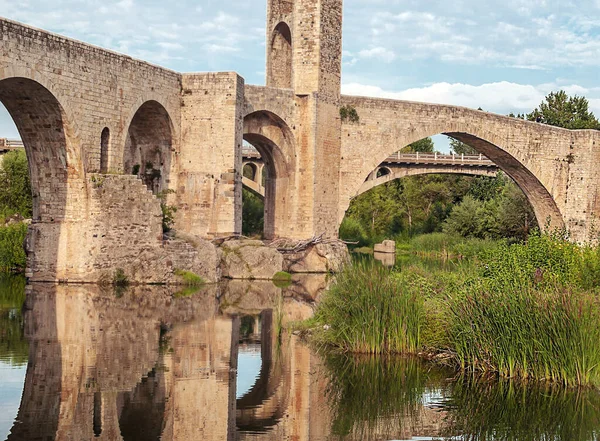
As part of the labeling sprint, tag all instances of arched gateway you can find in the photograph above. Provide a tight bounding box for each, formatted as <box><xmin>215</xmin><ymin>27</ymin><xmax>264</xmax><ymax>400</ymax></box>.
<box><xmin>1</xmin><ymin>0</ymin><xmax>599</xmax><ymax>282</ymax></box>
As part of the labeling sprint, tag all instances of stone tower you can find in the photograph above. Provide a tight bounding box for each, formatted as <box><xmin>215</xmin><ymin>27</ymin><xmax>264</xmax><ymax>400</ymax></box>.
<box><xmin>265</xmin><ymin>0</ymin><xmax>344</xmax><ymax>238</ymax></box>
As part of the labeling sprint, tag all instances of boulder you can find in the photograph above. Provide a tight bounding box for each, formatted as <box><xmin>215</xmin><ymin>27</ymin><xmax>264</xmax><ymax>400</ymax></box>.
<box><xmin>220</xmin><ymin>239</ymin><xmax>283</xmax><ymax>280</ymax></box>
<box><xmin>374</xmin><ymin>240</ymin><xmax>396</xmax><ymax>254</ymax></box>
<box><xmin>283</xmin><ymin>241</ymin><xmax>350</xmax><ymax>273</ymax></box>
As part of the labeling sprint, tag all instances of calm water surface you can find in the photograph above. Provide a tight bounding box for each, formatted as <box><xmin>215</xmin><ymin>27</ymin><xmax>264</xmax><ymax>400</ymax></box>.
<box><xmin>0</xmin><ymin>274</ymin><xmax>599</xmax><ymax>440</ymax></box>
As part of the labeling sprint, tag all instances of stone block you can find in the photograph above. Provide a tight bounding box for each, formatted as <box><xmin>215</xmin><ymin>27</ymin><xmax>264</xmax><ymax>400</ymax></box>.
<box><xmin>374</xmin><ymin>240</ymin><xmax>396</xmax><ymax>254</ymax></box>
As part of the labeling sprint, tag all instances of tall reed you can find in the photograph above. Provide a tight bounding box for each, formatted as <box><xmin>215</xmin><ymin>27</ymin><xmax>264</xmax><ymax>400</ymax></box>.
<box><xmin>312</xmin><ymin>260</ymin><xmax>424</xmax><ymax>354</ymax></box>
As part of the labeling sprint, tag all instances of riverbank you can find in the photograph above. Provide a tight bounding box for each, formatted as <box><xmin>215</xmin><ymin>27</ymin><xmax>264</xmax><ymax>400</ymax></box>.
<box><xmin>301</xmin><ymin>232</ymin><xmax>600</xmax><ymax>387</ymax></box>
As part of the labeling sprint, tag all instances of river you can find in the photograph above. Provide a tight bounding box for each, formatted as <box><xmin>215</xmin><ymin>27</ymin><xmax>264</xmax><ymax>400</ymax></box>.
<box><xmin>0</xmin><ymin>274</ymin><xmax>599</xmax><ymax>440</ymax></box>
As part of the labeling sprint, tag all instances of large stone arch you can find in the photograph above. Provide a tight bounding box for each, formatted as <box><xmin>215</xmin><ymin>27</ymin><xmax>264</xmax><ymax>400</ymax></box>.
<box><xmin>340</xmin><ymin>114</ymin><xmax>566</xmax><ymax>232</ymax></box>
<box><xmin>0</xmin><ymin>76</ymin><xmax>86</xmax><ymax>280</ymax></box>
<box><xmin>243</xmin><ymin>110</ymin><xmax>296</xmax><ymax>239</ymax></box>
<box><xmin>123</xmin><ymin>101</ymin><xmax>174</xmax><ymax>195</ymax></box>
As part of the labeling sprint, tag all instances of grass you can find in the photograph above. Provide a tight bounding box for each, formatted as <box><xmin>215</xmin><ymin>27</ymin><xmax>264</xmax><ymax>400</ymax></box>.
<box><xmin>174</xmin><ymin>269</ymin><xmax>205</xmax><ymax>286</ymax></box>
<box><xmin>310</xmin><ymin>260</ymin><xmax>424</xmax><ymax>354</ymax></box>
<box><xmin>408</xmin><ymin>232</ymin><xmax>501</xmax><ymax>259</ymax></box>
<box><xmin>305</xmin><ymin>232</ymin><xmax>600</xmax><ymax>387</ymax></box>
<box><xmin>272</xmin><ymin>271</ymin><xmax>292</xmax><ymax>288</ymax></box>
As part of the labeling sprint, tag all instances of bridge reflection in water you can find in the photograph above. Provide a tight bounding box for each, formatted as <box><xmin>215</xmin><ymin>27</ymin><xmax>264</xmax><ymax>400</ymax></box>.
<box><xmin>6</xmin><ymin>281</ymin><xmax>600</xmax><ymax>441</ymax></box>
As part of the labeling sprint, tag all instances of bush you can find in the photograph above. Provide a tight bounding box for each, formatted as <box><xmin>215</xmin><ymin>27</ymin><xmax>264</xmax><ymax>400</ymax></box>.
<box><xmin>311</xmin><ymin>261</ymin><xmax>424</xmax><ymax>354</ymax></box>
<box><xmin>339</xmin><ymin>217</ymin><xmax>368</xmax><ymax>247</ymax></box>
<box><xmin>0</xmin><ymin>223</ymin><xmax>27</xmax><ymax>271</ymax></box>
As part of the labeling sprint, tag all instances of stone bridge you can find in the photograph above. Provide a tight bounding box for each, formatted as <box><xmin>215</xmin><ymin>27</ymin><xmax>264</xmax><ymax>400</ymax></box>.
<box><xmin>243</xmin><ymin>148</ymin><xmax>499</xmax><ymax>199</ymax></box>
<box><xmin>1</xmin><ymin>0</ymin><xmax>599</xmax><ymax>282</ymax></box>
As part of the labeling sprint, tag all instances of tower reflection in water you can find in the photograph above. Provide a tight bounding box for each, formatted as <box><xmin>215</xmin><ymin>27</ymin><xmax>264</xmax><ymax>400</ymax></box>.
<box><xmin>6</xmin><ymin>279</ymin><xmax>600</xmax><ymax>441</ymax></box>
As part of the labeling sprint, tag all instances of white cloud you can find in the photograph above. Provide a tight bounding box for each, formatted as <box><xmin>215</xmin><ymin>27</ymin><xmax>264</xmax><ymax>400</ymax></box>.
<box><xmin>342</xmin><ymin>81</ymin><xmax>600</xmax><ymax>116</ymax></box>
<box><xmin>358</xmin><ymin>47</ymin><xmax>396</xmax><ymax>63</ymax></box>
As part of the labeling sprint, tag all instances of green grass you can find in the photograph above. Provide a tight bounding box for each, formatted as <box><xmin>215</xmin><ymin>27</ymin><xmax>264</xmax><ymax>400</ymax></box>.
<box><xmin>310</xmin><ymin>260</ymin><xmax>424</xmax><ymax>354</ymax></box>
<box><xmin>306</xmin><ymin>232</ymin><xmax>600</xmax><ymax>387</ymax></box>
<box><xmin>174</xmin><ymin>269</ymin><xmax>205</xmax><ymax>286</ymax></box>
<box><xmin>408</xmin><ymin>232</ymin><xmax>501</xmax><ymax>259</ymax></box>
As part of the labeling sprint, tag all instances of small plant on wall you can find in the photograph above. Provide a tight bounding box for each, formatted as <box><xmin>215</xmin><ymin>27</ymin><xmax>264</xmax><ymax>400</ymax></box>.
<box><xmin>340</xmin><ymin>105</ymin><xmax>360</xmax><ymax>123</ymax></box>
<box><xmin>158</xmin><ymin>189</ymin><xmax>177</xmax><ymax>233</ymax></box>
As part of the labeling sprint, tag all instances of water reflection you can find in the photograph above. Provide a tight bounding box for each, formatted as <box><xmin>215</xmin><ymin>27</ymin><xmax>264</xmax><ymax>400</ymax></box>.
<box><xmin>1</xmin><ymin>279</ymin><xmax>600</xmax><ymax>440</ymax></box>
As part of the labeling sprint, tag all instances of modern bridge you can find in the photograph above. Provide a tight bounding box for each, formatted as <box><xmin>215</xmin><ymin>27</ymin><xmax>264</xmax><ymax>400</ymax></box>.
<box><xmin>242</xmin><ymin>148</ymin><xmax>500</xmax><ymax>199</ymax></box>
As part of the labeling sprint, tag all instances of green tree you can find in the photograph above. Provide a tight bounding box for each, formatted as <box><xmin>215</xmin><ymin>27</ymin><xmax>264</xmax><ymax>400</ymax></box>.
<box><xmin>401</xmin><ymin>137</ymin><xmax>435</xmax><ymax>153</ymax></box>
<box><xmin>242</xmin><ymin>188</ymin><xmax>264</xmax><ymax>237</ymax></box>
<box><xmin>449</xmin><ymin>137</ymin><xmax>478</xmax><ymax>156</ymax></box>
<box><xmin>0</xmin><ymin>150</ymin><xmax>32</xmax><ymax>220</ymax></box>
<box><xmin>527</xmin><ymin>90</ymin><xmax>600</xmax><ymax>129</ymax></box>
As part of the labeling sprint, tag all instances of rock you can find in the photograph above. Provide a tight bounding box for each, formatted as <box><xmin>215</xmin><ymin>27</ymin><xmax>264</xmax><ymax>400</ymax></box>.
<box><xmin>374</xmin><ymin>240</ymin><xmax>396</xmax><ymax>254</ymax></box>
<box><xmin>283</xmin><ymin>241</ymin><xmax>350</xmax><ymax>273</ymax></box>
<box><xmin>220</xmin><ymin>239</ymin><xmax>283</xmax><ymax>280</ymax></box>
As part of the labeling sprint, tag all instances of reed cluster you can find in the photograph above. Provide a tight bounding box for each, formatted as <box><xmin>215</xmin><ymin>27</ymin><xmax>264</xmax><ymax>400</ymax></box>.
<box><xmin>312</xmin><ymin>260</ymin><xmax>423</xmax><ymax>354</ymax></box>
<box><xmin>309</xmin><ymin>232</ymin><xmax>600</xmax><ymax>387</ymax></box>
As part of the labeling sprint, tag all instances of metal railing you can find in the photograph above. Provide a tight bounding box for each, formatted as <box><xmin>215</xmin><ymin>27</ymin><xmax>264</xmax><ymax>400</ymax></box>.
<box><xmin>383</xmin><ymin>151</ymin><xmax>494</xmax><ymax>165</ymax></box>
<box><xmin>0</xmin><ymin>139</ymin><xmax>25</xmax><ymax>149</ymax></box>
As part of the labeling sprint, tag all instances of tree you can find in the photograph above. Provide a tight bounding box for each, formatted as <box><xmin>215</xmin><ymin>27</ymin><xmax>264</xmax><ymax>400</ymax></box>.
<box><xmin>527</xmin><ymin>90</ymin><xmax>600</xmax><ymax>130</ymax></box>
<box><xmin>401</xmin><ymin>137</ymin><xmax>435</xmax><ymax>153</ymax></box>
<box><xmin>0</xmin><ymin>150</ymin><xmax>32</xmax><ymax>220</ymax></box>
<box><xmin>449</xmin><ymin>137</ymin><xmax>478</xmax><ymax>156</ymax></box>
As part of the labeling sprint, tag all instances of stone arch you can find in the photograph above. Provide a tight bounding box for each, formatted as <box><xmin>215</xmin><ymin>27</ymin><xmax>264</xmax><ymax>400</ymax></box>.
<box><xmin>342</xmin><ymin>126</ymin><xmax>565</xmax><ymax>232</ymax></box>
<box><xmin>0</xmin><ymin>77</ymin><xmax>83</xmax><ymax>222</ymax></box>
<box><xmin>359</xmin><ymin>168</ymin><xmax>499</xmax><ymax>198</ymax></box>
<box><xmin>244</xmin><ymin>110</ymin><xmax>296</xmax><ymax>239</ymax></box>
<box><xmin>100</xmin><ymin>127</ymin><xmax>110</xmax><ymax>174</ymax></box>
<box><xmin>243</xmin><ymin>162</ymin><xmax>258</xmax><ymax>182</ymax></box>
<box><xmin>123</xmin><ymin>101</ymin><xmax>173</xmax><ymax>195</ymax></box>
<box><xmin>376</xmin><ymin>166</ymin><xmax>391</xmax><ymax>179</ymax></box>
<box><xmin>268</xmin><ymin>22</ymin><xmax>293</xmax><ymax>89</ymax></box>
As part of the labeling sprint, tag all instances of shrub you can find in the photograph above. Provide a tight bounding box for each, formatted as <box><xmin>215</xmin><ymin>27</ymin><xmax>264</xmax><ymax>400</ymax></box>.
<box><xmin>0</xmin><ymin>223</ymin><xmax>27</xmax><ymax>271</ymax></box>
<box><xmin>112</xmin><ymin>268</ymin><xmax>129</xmax><ymax>287</ymax></box>
<box><xmin>339</xmin><ymin>217</ymin><xmax>368</xmax><ymax>247</ymax></box>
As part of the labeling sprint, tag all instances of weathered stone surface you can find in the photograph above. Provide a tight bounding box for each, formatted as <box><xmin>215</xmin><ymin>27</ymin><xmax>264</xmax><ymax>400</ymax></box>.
<box><xmin>2</xmin><ymin>0</ymin><xmax>600</xmax><ymax>284</ymax></box>
<box><xmin>283</xmin><ymin>242</ymin><xmax>350</xmax><ymax>274</ymax></box>
<box><xmin>374</xmin><ymin>240</ymin><xmax>396</xmax><ymax>254</ymax></box>
<box><xmin>220</xmin><ymin>239</ymin><xmax>283</xmax><ymax>280</ymax></box>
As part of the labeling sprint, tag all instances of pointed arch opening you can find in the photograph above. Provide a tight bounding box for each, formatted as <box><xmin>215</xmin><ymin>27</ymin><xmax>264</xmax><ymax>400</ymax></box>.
<box><xmin>100</xmin><ymin>127</ymin><xmax>110</xmax><ymax>174</ymax></box>
<box><xmin>268</xmin><ymin>22</ymin><xmax>293</xmax><ymax>89</ymax></box>
<box><xmin>124</xmin><ymin>101</ymin><xmax>173</xmax><ymax>195</ymax></box>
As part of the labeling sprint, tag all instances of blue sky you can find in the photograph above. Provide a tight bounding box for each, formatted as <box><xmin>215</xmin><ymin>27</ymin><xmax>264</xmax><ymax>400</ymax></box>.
<box><xmin>1</xmin><ymin>0</ymin><xmax>599</xmax><ymax>151</ymax></box>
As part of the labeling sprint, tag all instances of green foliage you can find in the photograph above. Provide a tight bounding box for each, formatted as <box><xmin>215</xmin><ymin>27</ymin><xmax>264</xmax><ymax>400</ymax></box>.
<box><xmin>339</xmin><ymin>105</ymin><xmax>359</xmax><ymax>123</ymax></box>
<box><xmin>311</xmin><ymin>260</ymin><xmax>424</xmax><ymax>354</ymax></box>
<box><xmin>409</xmin><ymin>232</ymin><xmax>500</xmax><ymax>259</ymax></box>
<box><xmin>112</xmin><ymin>268</ymin><xmax>129</xmax><ymax>287</ymax></box>
<box><xmin>526</xmin><ymin>90</ymin><xmax>600</xmax><ymax>129</ymax></box>
<box><xmin>0</xmin><ymin>149</ymin><xmax>32</xmax><ymax>220</ymax></box>
<box><xmin>174</xmin><ymin>269</ymin><xmax>205</xmax><ymax>286</ymax></box>
<box><xmin>323</xmin><ymin>354</ymin><xmax>439</xmax><ymax>437</ymax></box>
<box><xmin>446</xmin><ymin>377</ymin><xmax>600</xmax><ymax>440</ymax></box>
<box><xmin>449</xmin><ymin>137</ymin><xmax>478</xmax><ymax>155</ymax></box>
<box><xmin>401</xmin><ymin>137</ymin><xmax>435</xmax><ymax>153</ymax></box>
<box><xmin>157</xmin><ymin>189</ymin><xmax>178</xmax><ymax>233</ymax></box>
<box><xmin>242</xmin><ymin>187</ymin><xmax>264</xmax><ymax>237</ymax></box>
<box><xmin>0</xmin><ymin>274</ymin><xmax>28</xmax><ymax>366</ymax></box>
<box><xmin>339</xmin><ymin>217</ymin><xmax>369</xmax><ymax>246</ymax></box>
<box><xmin>0</xmin><ymin>223</ymin><xmax>28</xmax><ymax>271</ymax></box>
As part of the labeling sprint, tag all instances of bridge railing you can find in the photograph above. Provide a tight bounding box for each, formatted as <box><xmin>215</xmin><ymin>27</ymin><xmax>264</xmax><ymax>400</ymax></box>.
<box><xmin>384</xmin><ymin>152</ymin><xmax>494</xmax><ymax>166</ymax></box>
<box><xmin>0</xmin><ymin>139</ymin><xmax>25</xmax><ymax>150</ymax></box>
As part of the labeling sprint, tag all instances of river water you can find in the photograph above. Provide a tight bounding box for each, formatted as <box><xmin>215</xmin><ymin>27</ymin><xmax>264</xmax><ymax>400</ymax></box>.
<box><xmin>0</xmin><ymin>274</ymin><xmax>599</xmax><ymax>440</ymax></box>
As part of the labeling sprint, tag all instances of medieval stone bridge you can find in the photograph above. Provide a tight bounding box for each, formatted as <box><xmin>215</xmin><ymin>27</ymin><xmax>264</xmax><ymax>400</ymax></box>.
<box><xmin>242</xmin><ymin>148</ymin><xmax>499</xmax><ymax>199</ymax></box>
<box><xmin>1</xmin><ymin>0</ymin><xmax>599</xmax><ymax>282</ymax></box>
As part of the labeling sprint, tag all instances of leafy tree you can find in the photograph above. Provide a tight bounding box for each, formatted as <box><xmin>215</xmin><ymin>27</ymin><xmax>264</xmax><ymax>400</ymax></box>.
<box><xmin>242</xmin><ymin>188</ymin><xmax>264</xmax><ymax>237</ymax></box>
<box><xmin>401</xmin><ymin>137</ymin><xmax>435</xmax><ymax>153</ymax></box>
<box><xmin>449</xmin><ymin>137</ymin><xmax>478</xmax><ymax>156</ymax></box>
<box><xmin>0</xmin><ymin>150</ymin><xmax>32</xmax><ymax>220</ymax></box>
<box><xmin>527</xmin><ymin>90</ymin><xmax>600</xmax><ymax>130</ymax></box>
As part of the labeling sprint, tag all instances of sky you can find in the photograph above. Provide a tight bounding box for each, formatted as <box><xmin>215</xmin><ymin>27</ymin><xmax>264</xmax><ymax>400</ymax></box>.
<box><xmin>1</xmin><ymin>0</ymin><xmax>599</xmax><ymax>152</ymax></box>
